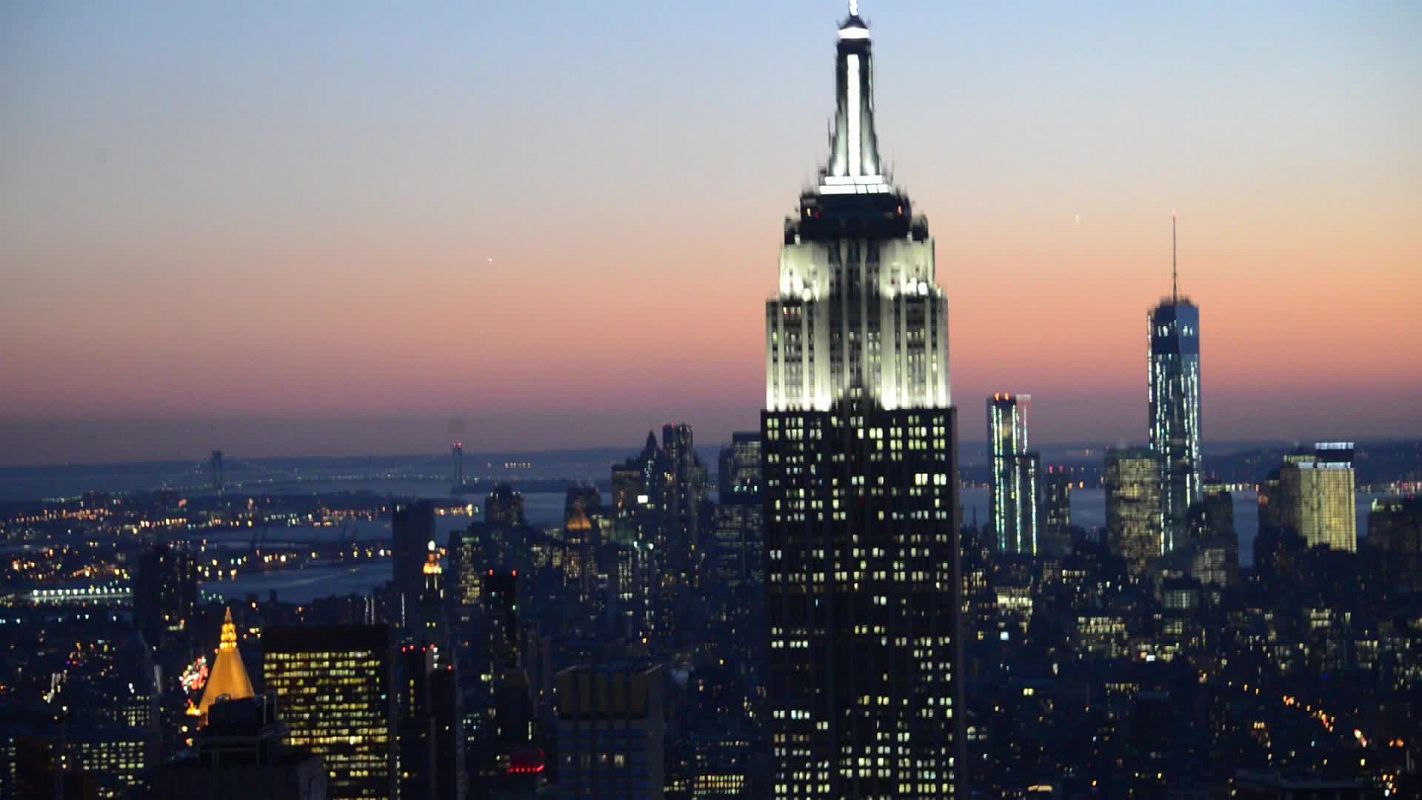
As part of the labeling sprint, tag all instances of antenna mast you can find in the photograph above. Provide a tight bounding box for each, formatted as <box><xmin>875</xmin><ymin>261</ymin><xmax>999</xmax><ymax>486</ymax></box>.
<box><xmin>1171</xmin><ymin>212</ymin><xmax>1178</xmax><ymax>303</ymax></box>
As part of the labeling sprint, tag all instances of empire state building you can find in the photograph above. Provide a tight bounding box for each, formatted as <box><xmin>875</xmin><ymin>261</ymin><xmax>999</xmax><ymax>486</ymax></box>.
<box><xmin>762</xmin><ymin>6</ymin><xmax>964</xmax><ymax>797</ymax></box>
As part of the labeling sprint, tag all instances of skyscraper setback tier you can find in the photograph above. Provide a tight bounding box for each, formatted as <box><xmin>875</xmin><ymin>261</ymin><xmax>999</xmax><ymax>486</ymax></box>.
<box><xmin>762</xmin><ymin>8</ymin><xmax>964</xmax><ymax>796</ymax></box>
<box><xmin>1148</xmin><ymin>297</ymin><xmax>1202</xmax><ymax>552</ymax></box>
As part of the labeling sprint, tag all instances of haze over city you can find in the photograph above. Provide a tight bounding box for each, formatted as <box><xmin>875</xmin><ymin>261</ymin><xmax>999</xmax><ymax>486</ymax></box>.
<box><xmin>3</xmin><ymin>1</ymin><xmax>1419</xmax><ymax>465</ymax></box>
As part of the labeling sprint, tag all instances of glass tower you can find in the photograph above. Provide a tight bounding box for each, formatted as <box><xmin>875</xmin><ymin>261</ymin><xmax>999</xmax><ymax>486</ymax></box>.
<box><xmin>1148</xmin><ymin>294</ymin><xmax>1201</xmax><ymax>553</ymax></box>
<box><xmin>987</xmin><ymin>393</ymin><xmax>1040</xmax><ymax>556</ymax></box>
<box><xmin>762</xmin><ymin>7</ymin><xmax>964</xmax><ymax>796</ymax></box>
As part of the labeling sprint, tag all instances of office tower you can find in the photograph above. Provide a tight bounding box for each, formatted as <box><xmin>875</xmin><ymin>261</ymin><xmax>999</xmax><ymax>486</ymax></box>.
<box><xmin>1190</xmin><ymin>481</ymin><xmax>1239</xmax><ymax>588</ymax></box>
<box><xmin>47</xmin><ymin>632</ymin><xmax>160</xmax><ymax>799</ymax></box>
<box><xmin>1044</xmin><ymin>466</ymin><xmax>1073</xmax><ymax>534</ymax></box>
<box><xmin>397</xmin><ymin>644</ymin><xmax>464</xmax><ymax>800</ymax></box>
<box><xmin>1369</xmin><ymin>495</ymin><xmax>1422</xmax><ymax>594</ymax></box>
<box><xmin>713</xmin><ymin>434</ymin><xmax>764</xmax><ymax>592</ymax></box>
<box><xmin>662</xmin><ymin>424</ymin><xmax>709</xmax><ymax>536</ymax></box>
<box><xmin>1105</xmin><ymin>447</ymin><xmax>1164</xmax><ymax>579</ymax></box>
<box><xmin>554</xmin><ymin>665</ymin><xmax>665</xmax><ymax>800</ymax></box>
<box><xmin>564</xmin><ymin>483</ymin><xmax>602</xmax><ymax>521</ymax></box>
<box><xmin>392</xmin><ymin>499</ymin><xmax>437</xmax><ymax>632</ymax></box>
<box><xmin>562</xmin><ymin>486</ymin><xmax>602</xmax><ymax>607</ymax></box>
<box><xmin>1148</xmin><ymin>218</ymin><xmax>1203</xmax><ymax>553</ymax></box>
<box><xmin>449</xmin><ymin>525</ymin><xmax>487</xmax><ymax>609</ymax></box>
<box><xmin>210</xmin><ymin>450</ymin><xmax>225</xmax><ymax>495</ymax></box>
<box><xmin>468</xmin><ymin>570</ymin><xmax>534</xmax><ymax>789</ymax></box>
<box><xmin>133</xmin><ymin>541</ymin><xmax>198</xmax><ymax>650</ymax></box>
<box><xmin>262</xmin><ymin>625</ymin><xmax>396</xmax><ymax>800</ymax></box>
<box><xmin>484</xmin><ymin>570</ymin><xmax>520</xmax><ymax>671</ymax></box>
<box><xmin>154</xmin><ymin>695</ymin><xmax>328</xmax><ymax>800</ymax></box>
<box><xmin>398</xmin><ymin>550</ymin><xmax>463</xmax><ymax>800</ymax></box>
<box><xmin>987</xmin><ymin>393</ymin><xmax>1041</xmax><ymax>555</ymax></box>
<box><xmin>718</xmin><ymin>432</ymin><xmax>762</xmax><ymax>502</ymax></box>
<box><xmin>761</xmin><ymin>8</ymin><xmax>964</xmax><ymax>796</ymax></box>
<box><xmin>485</xmin><ymin>484</ymin><xmax>525</xmax><ymax>527</ymax></box>
<box><xmin>610</xmin><ymin>427</ymin><xmax>709</xmax><ymax>645</ymax></box>
<box><xmin>416</xmin><ymin>545</ymin><xmax>448</xmax><ymax>645</ymax></box>
<box><xmin>197</xmin><ymin>608</ymin><xmax>255</xmax><ymax>718</ymax></box>
<box><xmin>1279</xmin><ymin>442</ymin><xmax>1358</xmax><ymax>552</ymax></box>
<box><xmin>452</xmin><ymin>441</ymin><xmax>465</xmax><ymax>489</ymax></box>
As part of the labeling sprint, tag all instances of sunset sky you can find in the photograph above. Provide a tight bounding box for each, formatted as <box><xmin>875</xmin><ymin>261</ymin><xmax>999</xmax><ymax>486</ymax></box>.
<box><xmin>2</xmin><ymin>1</ymin><xmax>1419</xmax><ymax>466</ymax></box>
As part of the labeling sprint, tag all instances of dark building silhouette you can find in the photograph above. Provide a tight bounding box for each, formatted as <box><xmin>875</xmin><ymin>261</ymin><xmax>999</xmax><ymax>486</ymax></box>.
<box><xmin>484</xmin><ymin>484</ymin><xmax>525</xmax><ymax>528</ymax></box>
<box><xmin>153</xmin><ymin>695</ymin><xmax>327</xmax><ymax>800</ymax></box>
<box><xmin>1368</xmin><ymin>494</ymin><xmax>1422</xmax><ymax>594</ymax></box>
<box><xmin>392</xmin><ymin>499</ymin><xmax>437</xmax><ymax>632</ymax></box>
<box><xmin>133</xmin><ymin>542</ymin><xmax>198</xmax><ymax>650</ymax></box>
<box><xmin>554</xmin><ymin>665</ymin><xmax>665</xmax><ymax>800</ymax></box>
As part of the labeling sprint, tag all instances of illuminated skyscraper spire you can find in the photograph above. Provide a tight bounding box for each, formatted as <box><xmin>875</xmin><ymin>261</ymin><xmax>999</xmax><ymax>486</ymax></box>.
<box><xmin>828</xmin><ymin>2</ymin><xmax>880</xmax><ymax>179</ymax></box>
<box><xmin>1150</xmin><ymin>215</ymin><xmax>1203</xmax><ymax>553</ymax></box>
<box><xmin>763</xmin><ymin>6</ymin><xmax>964</xmax><ymax>796</ymax></box>
<box><xmin>198</xmin><ymin>607</ymin><xmax>254</xmax><ymax>717</ymax></box>
<box><xmin>1172</xmin><ymin>211</ymin><xmax>1179</xmax><ymax>303</ymax></box>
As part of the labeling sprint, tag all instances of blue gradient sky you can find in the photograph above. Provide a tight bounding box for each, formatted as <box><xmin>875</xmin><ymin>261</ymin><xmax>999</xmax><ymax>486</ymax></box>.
<box><xmin>2</xmin><ymin>2</ymin><xmax>1419</xmax><ymax>465</ymax></box>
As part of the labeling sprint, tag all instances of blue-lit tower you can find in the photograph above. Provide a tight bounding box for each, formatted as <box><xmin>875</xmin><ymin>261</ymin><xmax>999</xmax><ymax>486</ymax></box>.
<box><xmin>1148</xmin><ymin>217</ymin><xmax>1202</xmax><ymax>553</ymax></box>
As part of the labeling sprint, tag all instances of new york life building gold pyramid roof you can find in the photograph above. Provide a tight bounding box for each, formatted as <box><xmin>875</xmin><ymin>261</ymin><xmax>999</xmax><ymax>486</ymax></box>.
<box><xmin>197</xmin><ymin>607</ymin><xmax>254</xmax><ymax>718</ymax></box>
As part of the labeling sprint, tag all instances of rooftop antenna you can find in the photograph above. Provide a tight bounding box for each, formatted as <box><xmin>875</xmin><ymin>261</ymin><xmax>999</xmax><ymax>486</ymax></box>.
<box><xmin>1171</xmin><ymin>211</ymin><xmax>1178</xmax><ymax>303</ymax></box>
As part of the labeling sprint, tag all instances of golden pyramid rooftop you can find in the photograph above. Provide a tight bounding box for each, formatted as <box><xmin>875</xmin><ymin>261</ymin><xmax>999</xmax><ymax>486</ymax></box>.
<box><xmin>197</xmin><ymin>607</ymin><xmax>254</xmax><ymax>718</ymax></box>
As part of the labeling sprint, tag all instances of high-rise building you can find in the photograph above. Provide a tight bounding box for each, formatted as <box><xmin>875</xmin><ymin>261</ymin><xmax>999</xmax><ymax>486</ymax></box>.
<box><xmin>396</xmin><ymin>643</ymin><xmax>463</xmax><ymax>800</ymax></box>
<box><xmin>554</xmin><ymin>665</ymin><xmax>665</xmax><ymax>800</ymax></box>
<box><xmin>1189</xmin><ymin>481</ymin><xmax>1239</xmax><ymax>588</ymax></box>
<box><xmin>133</xmin><ymin>541</ymin><xmax>198</xmax><ymax>650</ymax></box>
<box><xmin>1105</xmin><ymin>447</ymin><xmax>1164</xmax><ymax>579</ymax></box>
<box><xmin>987</xmin><ymin>393</ymin><xmax>1041</xmax><ymax>555</ymax></box>
<box><xmin>154</xmin><ymin>695</ymin><xmax>328</xmax><ymax>800</ymax></box>
<box><xmin>485</xmin><ymin>484</ymin><xmax>525</xmax><ymax>527</ymax></box>
<box><xmin>1369</xmin><ymin>495</ymin><xmax>1422</xmax><ymax>594</ymax></box>
<box><xmin>761</xmin><ymin>8</ymin><xmax>964</xmax><ymax>796</ymax></box>
<box><xmin>713</xmin><ymin>433</ymin><xmax>763</xmax><ymax>592</ymax></box>
<box><xmin>1147</xmin><ymin>219</ymin><xmax>1203</xmax><ymax>553</ymax></box>
<box><xmin>392</xmin><ymin>500</ymin><xmax>437</xmax><ymax>632</ymax></box>
<box><xmin>1279</xmin><ymin>442</ymin><xmax>1357</xmax><ymax>553</ymax></box>
<box><xmin>718</xmin><ymin>432</ymin><xmax>762</xmax><ymax>502</ymax></box>
<box><xmin>609</xmin><ymin>427</ymin><xmax>709</xmax><ymax>645</ymax></box>
<box><xmin>1044</xmin><ymin>466</ymin><xmax>1073</xmax><ymax>534</ymax></box>
<box><xmin>262</xmin><ymin>625</ymin><xmax>396</xmax><ymax>800</ymax></box>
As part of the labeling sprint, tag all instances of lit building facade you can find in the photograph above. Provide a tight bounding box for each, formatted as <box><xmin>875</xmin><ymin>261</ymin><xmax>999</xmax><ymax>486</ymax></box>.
<box><xmin>262</xmin><ymin>625</ymin><xmax>396</xmax><ymax>800</ymax></box>
<box><xmin>1148</xmin><ymin>295</ymin><xmax>1202</xmax><ymax>553</ymax></box>
<box><xmin>1280</xmin><ymin>442</ymin><xmax>1357</xmax><ymax>553</ymax></box>
<box><xmin>987</xmin><ymin>393</ymin><xmax>1040</xmax><ymax>555</ymax></box>
<box><xmin>1105</xmin><ymin>447</ymin><xmax>1163</xmax><ymax>579</ymax></box>
<box><xmin>762</xmin><ymin>7</ymin><xmax>964</xmax><ymax>796</ymax></box>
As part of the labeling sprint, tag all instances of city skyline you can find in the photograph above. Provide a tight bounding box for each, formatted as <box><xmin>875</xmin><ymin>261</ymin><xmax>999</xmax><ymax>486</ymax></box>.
<box><xmin>4</xmin><ymin>6</ymin><xmax>1420</xmax><ymax>798</ymax></box>
<box><xmin>3</xmin><ymin>1</ymin><xmax>1420</xmax><ymax>466</ymax></box>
